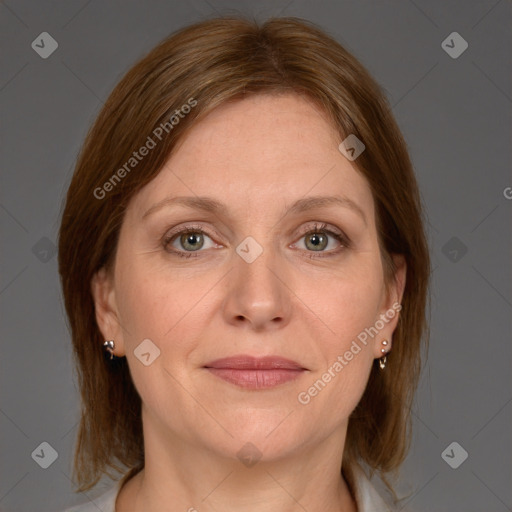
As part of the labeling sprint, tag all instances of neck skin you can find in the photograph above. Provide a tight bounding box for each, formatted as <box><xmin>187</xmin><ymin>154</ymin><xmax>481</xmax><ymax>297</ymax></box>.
<box><xmin>116</xmin><ymin>406</ymin><xmax>358</xmax><ymax>512</ymax></box>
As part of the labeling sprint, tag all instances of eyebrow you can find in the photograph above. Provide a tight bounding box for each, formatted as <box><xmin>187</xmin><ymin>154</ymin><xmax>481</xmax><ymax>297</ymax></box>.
<box><xmin>142</xmin><ymin>195</ymin><xmax>367</xmax><ymax>226</ymax></box>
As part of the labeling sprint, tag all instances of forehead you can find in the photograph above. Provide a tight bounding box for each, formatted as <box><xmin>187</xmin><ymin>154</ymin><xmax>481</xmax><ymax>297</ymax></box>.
<box><xmin>128</xmin><ymin>93</ymin><xmax>374</xmax><ymax>221</ymax></box>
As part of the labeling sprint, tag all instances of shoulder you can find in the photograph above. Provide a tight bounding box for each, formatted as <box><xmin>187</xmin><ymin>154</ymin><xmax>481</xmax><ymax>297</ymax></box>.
<box><xmin>350</xmin><ymin>464</ymin><xmax>394</xmax><ymax>512</ymax></box>
<box><xmin>58</xmin><ymin>482</ymin><xmax>121</xmax><ymax>512</ymax></box>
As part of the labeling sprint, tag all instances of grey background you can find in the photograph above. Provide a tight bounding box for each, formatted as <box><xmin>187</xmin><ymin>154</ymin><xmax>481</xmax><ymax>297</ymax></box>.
<box><xmin>0</xmin><ymin>1</ymin><xmax>510</xmax><ymax>511</ymax></box>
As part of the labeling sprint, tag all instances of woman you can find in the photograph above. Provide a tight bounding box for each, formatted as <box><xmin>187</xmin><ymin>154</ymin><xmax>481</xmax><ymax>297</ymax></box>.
<box><xmin>58</xmin><ymin>15</ymin><xmax>430</xmax><ymax>512</ymax></box>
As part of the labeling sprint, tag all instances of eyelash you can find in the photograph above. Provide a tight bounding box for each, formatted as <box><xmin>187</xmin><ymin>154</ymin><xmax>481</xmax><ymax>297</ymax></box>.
<box><xmin>162</xmin><ymin>222</ymin><xmax>350</xmax><ymax>259</ymax></box>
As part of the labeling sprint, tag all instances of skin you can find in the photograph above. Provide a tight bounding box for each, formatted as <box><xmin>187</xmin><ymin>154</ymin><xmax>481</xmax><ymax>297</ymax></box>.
<box><xmin>92</xmin><ymin>93</ymin><xmax>406</xmax><ymax>512</ymax></box>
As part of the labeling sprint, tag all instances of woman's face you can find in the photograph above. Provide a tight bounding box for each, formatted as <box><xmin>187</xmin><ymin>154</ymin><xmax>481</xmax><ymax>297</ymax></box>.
<box><xmin>93</xmin><ymin>93</ymin><xmax>405</xmax><ymax>464</ymax></box>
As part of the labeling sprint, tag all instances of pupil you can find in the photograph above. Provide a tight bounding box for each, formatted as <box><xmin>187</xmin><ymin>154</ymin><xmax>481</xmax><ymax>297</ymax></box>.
<box><xmin>308</xmin><ymin>233</ymin><xmax>326</xmax><ymax>251</ymax></box>
<box><xmin>181</xmin><ymin>233</ymin><xmax>203</xmax><ymax>251</ymax></box>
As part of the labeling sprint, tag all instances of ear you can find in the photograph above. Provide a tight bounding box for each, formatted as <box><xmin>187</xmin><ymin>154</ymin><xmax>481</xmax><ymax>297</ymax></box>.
<box><xmin>90</xmin><ymin>267</ymin><xmax>126</xmax><ymax>357</ymax></box>
<box><xmin>373</xmin><ymin>254</ymin><xmax>406</xmax><ymax>358</ymax></box>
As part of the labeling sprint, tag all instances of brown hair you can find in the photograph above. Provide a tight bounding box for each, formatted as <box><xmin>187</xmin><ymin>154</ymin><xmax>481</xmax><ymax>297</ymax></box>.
<box><xmin>58</xmin><ymin>15</ymin><xmax>430</xmax><ymax>503</ymax></box>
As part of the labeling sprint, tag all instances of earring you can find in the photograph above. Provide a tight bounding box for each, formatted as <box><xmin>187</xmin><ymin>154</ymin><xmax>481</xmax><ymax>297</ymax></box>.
<box><xmin>379</xmin><ymin>339</ymin><xmax>389</xmax><ymax>370</ymax></box>
<box><xmin>103</xmin><ymin>340</ymin><xmax>115</xmax><ymax>359</ymax></box>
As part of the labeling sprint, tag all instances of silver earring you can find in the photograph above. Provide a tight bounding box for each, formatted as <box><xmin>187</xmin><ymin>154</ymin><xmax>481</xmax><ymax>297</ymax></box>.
<box><xmin>103</xmin><ymin>340</ymin><xmax>115</xmax><ymax>359</ymax></box>
<box><xmin>379</xmin><ymin>340</ymin><xmax>389</xmax><ymax>370</ymax></box>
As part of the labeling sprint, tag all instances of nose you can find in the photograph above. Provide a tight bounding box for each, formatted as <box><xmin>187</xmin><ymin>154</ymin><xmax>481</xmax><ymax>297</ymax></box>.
<box><xmin>222</xmin><ymin>245</ymin><xmax>292</xmax><ymax>332</ymax></box>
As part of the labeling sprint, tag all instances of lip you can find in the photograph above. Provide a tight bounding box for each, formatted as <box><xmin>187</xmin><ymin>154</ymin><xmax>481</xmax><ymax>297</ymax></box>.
<box><xmin>204</xmin><ymin>355</ymin><xmax>307</xmax><ymax>389</ymax></box>
<box><xmin>204</xmin><ymin>355</ymin><xmax>305</xmax><ymax>370</ymax></box>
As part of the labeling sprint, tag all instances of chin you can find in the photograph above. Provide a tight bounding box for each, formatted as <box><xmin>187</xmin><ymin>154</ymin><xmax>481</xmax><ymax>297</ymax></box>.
<box><xmin>216</xmin><ymin>413</ymin><xmax>313</xmax><ymax>460</ymax></box>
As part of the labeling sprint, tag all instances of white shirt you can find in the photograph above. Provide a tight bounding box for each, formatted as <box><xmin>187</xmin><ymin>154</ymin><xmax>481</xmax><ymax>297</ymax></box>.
<box><xmin>60</xmin><ymin>464</ymin><xmax>392</xmax><ymax>512</ymax></box>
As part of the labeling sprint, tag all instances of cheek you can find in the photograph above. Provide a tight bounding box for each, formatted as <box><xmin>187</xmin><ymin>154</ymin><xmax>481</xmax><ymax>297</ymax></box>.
<box><xmin>115</xmin><ymin>256</ymin><xmax>218</xmax><ymax>350</ymax></box>
<box><xmin>113</xmin><ymin>263</ymin><xmax>197</xmax><ymax>409</ymax></box>
<box><xmin>298</xmin><ymin>260</ymin><xmax>384</xmax><ymax>351</ymax></box>
<box><xmin>113</xmin><ymin>227</ymin><xmax>184</xmax><ymax>339</ymax></box>
<box><xmin>116</xmin><ymin>273</ymin><xmax>169</xmax><ymax>340</ymax></box>
<box><xmin>295</xmin><ymin>276</ymin><xmax>380</xmax><ymax>420</ymax></box>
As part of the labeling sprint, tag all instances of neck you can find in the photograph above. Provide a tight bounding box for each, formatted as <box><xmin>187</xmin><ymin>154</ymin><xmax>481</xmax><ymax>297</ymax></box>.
<box><xmin>116</xmin><ymin>409</ymin><xmax>357</xmax><ymax>512</ymax></box>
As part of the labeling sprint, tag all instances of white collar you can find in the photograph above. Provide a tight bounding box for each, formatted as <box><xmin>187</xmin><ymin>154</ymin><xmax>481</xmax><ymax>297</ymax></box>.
<box><xmin>350</xmin><ymin>464</ymin><xmax>393</xmax><ymax>511</ymax></box>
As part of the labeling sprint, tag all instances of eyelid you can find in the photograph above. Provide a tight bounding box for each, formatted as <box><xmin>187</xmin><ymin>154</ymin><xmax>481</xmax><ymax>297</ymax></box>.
<box><xmin>162</xmin><ymin>223</ymin><xmax>221</xmax><ymax>247</ymax></box>
<box><xmin>162</xmin><ymin>221</ymin><xmax>351</xmax><ymax>257</ymax></box>
<box><xmin>295</xmin><ymin>221</ymin><xmax>346</xmax><ymax>239</ymax></box>
<box><xmin>292</xmin><ymin>222</ymin><xmax>351</xmax><ymax>250</ymax></box>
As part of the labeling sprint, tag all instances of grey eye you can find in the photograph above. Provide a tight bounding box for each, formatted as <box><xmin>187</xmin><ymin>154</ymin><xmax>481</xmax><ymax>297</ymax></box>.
<box><xmin>178</xmin><ymin>232</ymin><xmax>205</xmax><ymax>251</ymax></box>
<box><xmin>304</xmin><ymin>232</ymin><xmax>328</xmax><ymax>251</ymax></box>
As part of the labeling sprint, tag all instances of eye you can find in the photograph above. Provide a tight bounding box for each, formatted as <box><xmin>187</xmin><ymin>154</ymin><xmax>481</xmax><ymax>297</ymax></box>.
<box><xmin>162</xmin><ymin>222</ymin><xmax>350</xmax><ymax>260</ymax></box>
<box><xmin>293</xmin><ymin>222</ymin><xmax>350</xmax><ymax>257</ymax></box>
<box><xmin>163</xmin><ymin>225</ymin><xmax>219</xmax><ymax>258</ymax></box>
